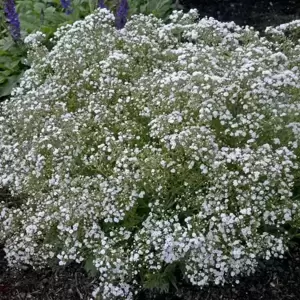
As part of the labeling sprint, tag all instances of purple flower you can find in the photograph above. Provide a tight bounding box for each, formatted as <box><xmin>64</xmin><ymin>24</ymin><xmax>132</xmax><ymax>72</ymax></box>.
<box><xmin>60</xmin><ymin>0</ymin><xmax>72</xmax><ymax>15</ymax></box>
<box><xmin>98</xmin><ymin>0</ymin><xmax>107</xmax><ymax>9</ymax></box>
<box><xmin>4</xmin><ymin>0</ymin><xmax>21</xmax><ymax>41</ymax></box>
<box><xmin>115</xmin><ymin>0</ymin><xmax>129</xmax><ymax>30</ymax></box>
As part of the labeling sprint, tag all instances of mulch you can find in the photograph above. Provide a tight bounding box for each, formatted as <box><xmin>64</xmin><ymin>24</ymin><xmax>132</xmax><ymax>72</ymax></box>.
<box><xmin>181</xmin><ymin>0</ymin><xmax>300</xmax><ymax>32</ymax></box>
<box><xmin>1</xmin><ymin>241</ymin><xmax>300</xmax><ymax>300</ymax></box>
<box><xmin>0</xmin><ymin>245</ymin><xmax>96</xmax><ymax>300</ymax></box>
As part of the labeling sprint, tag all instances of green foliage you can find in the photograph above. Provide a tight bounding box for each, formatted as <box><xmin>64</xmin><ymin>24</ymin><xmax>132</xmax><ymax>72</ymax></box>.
<box><xmin>0</xmin><ymin>4</ymin><xmax>7</xmax><ymax>34</ymax></box>
<box><xmin>84</xmin><ymin>254</ymin><xmax>99</xmax><ymax>277</ymax></box>
<box><xmin>142</xmin><ymin>263</ymin><xmax>180</xmax><ymax>293</ymax></box>
<box><xmin>128</xmin><ymin>0</ymin><xmax>177</xmax><ymax>22</ymax></box>
<box><xmin>16</xmin><ymin>0</ymin><xmax>69</xmax><ymax>34</ymax></box>
<box><xmin>0</xmin><ymin>0</ymin><xmax>179</xmax><ymax>101</ymax></box>
<box><xmin>0</xmin><ymin>0</ymin><xmax>68</xmax><ymax>100</ymax></box>
<box><xmin>0</xmin><ymin>37</ymin><xmax>27</xmax><ymax>99</ymax></box>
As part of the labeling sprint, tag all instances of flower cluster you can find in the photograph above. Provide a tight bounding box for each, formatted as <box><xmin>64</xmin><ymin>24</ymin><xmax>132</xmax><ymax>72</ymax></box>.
<box><xmin>116</xmin><ymin>0</ymin><xmax>129</xmax><ymax>29</ymax></box>
<box><xmin>1</xmin><ymin>8</ymin><xmax>300</xmax><ymax>299</ymax></box>
<box><xmin>60</xmin><ymin>0</ymin><xmax>72</xmax><ymax>15</ymax></box>
<box><xmin>4</xmin><ymin>0</ymin><xmax>21</xmax><ymax>40</ymax></box>
<box><xmin>98</xmin><ymin>0</ymin><xmax>107</xmax><ymax>9</ymax></box>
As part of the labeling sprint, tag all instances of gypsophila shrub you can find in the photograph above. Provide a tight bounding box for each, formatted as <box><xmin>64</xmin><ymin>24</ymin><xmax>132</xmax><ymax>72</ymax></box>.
<box><xmin>1</xmin><ymin>7</ymin><xmax>300</xmax><ymax>299</ymax></box>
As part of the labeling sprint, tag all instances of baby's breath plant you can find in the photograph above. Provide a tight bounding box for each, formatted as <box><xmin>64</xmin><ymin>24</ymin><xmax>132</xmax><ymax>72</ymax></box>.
<box><xmin>1</xmin><ymin>8</ymin><xmax>300</xmax><ymax>299</ymax></box>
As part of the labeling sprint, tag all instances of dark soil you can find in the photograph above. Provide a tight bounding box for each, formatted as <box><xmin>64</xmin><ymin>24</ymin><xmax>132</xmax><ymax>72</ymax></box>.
<box><xmin>1</xmin><ymin>242</ymin><xmax>300</xmax><ymax>300</ymax></box>
<box><xmin>152</xmin><ymin>243</ymin><xmax>300</xmax><ymax>300</ymax></box>
<box><xmin>0</xmin><ymin>245</ymin><xmax>97</xmax><ymax>300</ymax></box>
<box><xmin>180</xmin><ymin>0</ymin><xmax>300</xmax><ymax>32</ymax></box>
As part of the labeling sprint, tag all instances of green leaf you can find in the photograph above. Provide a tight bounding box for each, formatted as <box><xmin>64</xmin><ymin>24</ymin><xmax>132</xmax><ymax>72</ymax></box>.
<box><xmin>143</xmin><ymin>271</ymin><xmax>170</xmax><ymax>293</ymax></box>
<box><xmin>44</xmin><ymin>12</ymin><xmax>69</xmax><ymax>25</ymax></box>
<box><xmin>164</xmin><ymin>264</ymin><xmax>179</xmax><ymax>291</ymax></box>
<box><xmin>44</xmin><ymin>6</ymin><xmax>56</xmax><ymax>14</ymax></box>
<box><xmin>2</xmin><ymin>39</ymin><xmax>15</xmax><ymax>51</ymax></box>
<box><xmin>0</xmin><ymin>70</ymin><xmax>13</xmax><ymax>77</ymax></box>
<box><xmin>84</xmin><ymin>255</ymin><xmax>98</xmax><ymax>277</ymax></box>
<box><xmin>1</xmin><ymin>59</ymin><xmax>21</xmax><ymax>71</ymax></box>
<box><xmin>0</xmin><ymin>75</ymin><xmax>7</xmax><ymax>84</ymax></box>
<box><xmin>40</xmin><ymin>25</ymin><xmax>56</xmax><ymax>35</ymax></box>
<box><xmin>0</xmin><ymin>73</ymin><xmax>22</xmax><ymax>98</ymax></box>
<box><xmin>20</xmin><ymin>14</ymin><xmax>41</xmax><ymax>32</ymax></box>
<box><xmin>34</xmin><ymin>2</ymin><xmax>46</xmax><ymax>13</ymax></box>
<box><xmin>139</xmin><ymin>3</ymin><xmax>148</xmax><ymax>13</ymax></box>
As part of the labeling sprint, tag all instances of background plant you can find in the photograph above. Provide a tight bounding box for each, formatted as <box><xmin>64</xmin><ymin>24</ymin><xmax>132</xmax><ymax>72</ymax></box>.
<box><xmin>0</xmin><ymin>0</ymin><xmax>24</xmax><ymax>99</ymax></box>
<box><xmin>128</xmin><ymin>0</ymin><xmax>184</xmax><ymax>22</ymax></box>
<box><xmin>0</xmin><ymin>8</ymin><xmax>300</xmax><ymax>299</ymax></box>
<box><xmin>0</xmin><ymin>0</ymin><xmax>180</xmax><ymax>100</ymax></box>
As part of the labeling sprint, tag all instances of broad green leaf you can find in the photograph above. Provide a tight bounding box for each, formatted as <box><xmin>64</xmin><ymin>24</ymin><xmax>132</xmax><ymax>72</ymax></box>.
<box><xmin>34</xmin><ymin>2</ymin><xmax>46</xmax><ymax>13</ymax></box>
<box><xmin>0</xmin><ymin>74</ymin><xmax>22</xmax><ymax>98</ymax></box>
<box><xmin>84</xmin><ymin>255</ymin><xmax>98</xmax><ymax>277</ymax></box>
<box><xmin>44</xmin><ymin>6</ymin><xmax>56</xmax><ymax>14</ymax></box>
<box><xmin>20</xmin><ymin>20</ymin><xmax>41</xmax><ymax>32</ymax></box>
<box><xmin>40</xmin><ymin>25</ymin><xmax>56</xmax><ymax>35</ymax></box>
<box><xmin>0</xmin><ymin>70</ymin><xmax>13</xmax><ymax>77</ymax></box>
<box><xmin>0</xmin><ymin>59</ymin><xmax>21</xmax><ymax>71</ymax></box>
<box><xmin>2</xmin><ymin>39</ymin><xmax>15</xmax><ymax>51</ymax></box>
<box><xmin>0</xmin><ymin>75</ymin><xmax>7</xmax><ymax>84</ymax></box>
<box><xmin>140</xmin><ymin>4</ymin><xmax>148</xmax><ymax>14</ymax></box>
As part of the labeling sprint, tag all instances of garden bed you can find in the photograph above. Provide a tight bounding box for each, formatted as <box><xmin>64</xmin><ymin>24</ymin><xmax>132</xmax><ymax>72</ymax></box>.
<box><xmin>181</xmin><ymin>0</ymin><xmax>300</xmax><ymax>31</ymax></box>
<box><xmin>1</xmin><ymin>242</ymin><xmax>300</xmax><ymax>300</ymax></box>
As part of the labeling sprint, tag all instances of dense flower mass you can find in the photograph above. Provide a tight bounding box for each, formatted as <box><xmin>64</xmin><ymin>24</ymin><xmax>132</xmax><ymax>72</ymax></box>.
<box><xmin>1</xmin><ymin>8</ymin><xmax>300</xmax><ymax>299</ymax></box>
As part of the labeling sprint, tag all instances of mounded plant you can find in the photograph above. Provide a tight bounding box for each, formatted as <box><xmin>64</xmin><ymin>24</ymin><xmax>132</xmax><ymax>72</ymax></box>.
<box><xmin>1</xmin><ymin>8</ymin><xmax>300</xmax><ymax>299</ymax></box>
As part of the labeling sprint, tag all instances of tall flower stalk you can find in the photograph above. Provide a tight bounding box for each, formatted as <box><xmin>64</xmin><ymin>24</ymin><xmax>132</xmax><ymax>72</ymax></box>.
<box><xmin>98</xmin><ymin>0</ymin><xmax>107</xmax><ymax>9</ymax></box>
<box><xmin>60</xmin><ymin>0</ymin><xmax>72</xmax><ymax>15</ymax></box>
<box><xmin>4</xmin><ymin>0</ymin><xmax>21</xmax><ymax>41</ymax></box>
<box><xmin>115</xmin><ymin>0</ymin><xmax>129</xmax><ymax>29</ymax></box>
